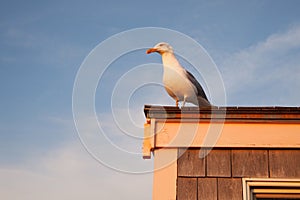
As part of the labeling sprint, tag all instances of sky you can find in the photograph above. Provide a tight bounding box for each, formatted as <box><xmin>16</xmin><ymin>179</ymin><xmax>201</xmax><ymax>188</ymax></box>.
<box><xmin>1</xmin><ymin>0</ymin><xmax>300</xmax><ymax>199</ymax></box>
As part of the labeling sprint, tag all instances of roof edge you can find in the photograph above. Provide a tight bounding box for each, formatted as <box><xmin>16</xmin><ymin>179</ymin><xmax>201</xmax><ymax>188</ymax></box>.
<box><xmin>144</xmin><ymin>105</ymin><xmax>300</xmax><ymax>121</ymax></box>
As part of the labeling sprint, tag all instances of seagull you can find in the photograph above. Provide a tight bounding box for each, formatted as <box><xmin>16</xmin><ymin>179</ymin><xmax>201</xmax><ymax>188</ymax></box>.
<box><xmin>146</xmin><ymin>42</ymin><xmax>211</xmax><ymax>107</ymax></box>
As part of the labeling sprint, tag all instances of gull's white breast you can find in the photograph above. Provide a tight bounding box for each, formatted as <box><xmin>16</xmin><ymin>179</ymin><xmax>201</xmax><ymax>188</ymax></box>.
<box><xmin>163</xmin><ymin>66</ymin><xmax>197</xmax><ymax>103</ymax></box>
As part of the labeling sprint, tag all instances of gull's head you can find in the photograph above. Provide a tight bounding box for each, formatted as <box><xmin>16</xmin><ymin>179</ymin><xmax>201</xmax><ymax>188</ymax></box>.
<box><xmin>146</xmin><ymin>42</ymin><xmax>174</xmax><ymax>55</ymax></box>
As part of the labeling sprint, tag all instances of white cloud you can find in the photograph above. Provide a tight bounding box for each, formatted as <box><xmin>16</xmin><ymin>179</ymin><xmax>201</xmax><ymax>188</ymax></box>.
<box><xmin>221</xmin><ymin>25</ymin><xmax>300</xmax><ymax>105</ymax></box>
<box><xmin>0</xmin><ymin>141</ymin><xmax>153</xmax><ymax>200</ymax></box>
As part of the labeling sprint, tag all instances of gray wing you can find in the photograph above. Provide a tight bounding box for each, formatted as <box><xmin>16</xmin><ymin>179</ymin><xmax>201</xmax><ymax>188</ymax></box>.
<box><xmin>185</xmin><ymin>70</ymin><xmax>208</xmax><ymax>101</ymax></box>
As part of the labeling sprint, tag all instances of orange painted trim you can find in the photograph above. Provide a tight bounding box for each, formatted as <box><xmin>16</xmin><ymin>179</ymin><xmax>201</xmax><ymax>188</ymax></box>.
<box><xmin>154</xmin><ymin>121</ymin><xmax>300</xmax><ymax>148</ymax></box>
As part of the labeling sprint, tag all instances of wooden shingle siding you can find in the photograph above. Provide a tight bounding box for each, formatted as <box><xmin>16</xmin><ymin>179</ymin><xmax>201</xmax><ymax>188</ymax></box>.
<box><xmin>198</xmin><ymin>178</ymin><xmax>217</xmax><ymax>200</ymax></box>
<box><xmin>217</xmin><ymin>178</ymin><xmax>242</xmax><ymax>200</ymax></box>
<box><xmin>206</xmin><ymin>149</ymin><xmax>231</xmax><ymax>177</ymax></box>
<box><xmin>177</xmin><ymin>177</ymin><xmax>197</xmax><ymax>200</ymax></box>
<box><xmin>269</xmin><ymin>149</ymin><xmax>300</xmax><ymax>178</ymax></box>
<box><xmin>178</xmin><ymin>149</ymin><xmax>300</xmax><ymax>179</ymax></box>
<box><xmin>178</xmin><ymin>149</ymin><xmax>205</xmax><ymax>177</ymax></box>
<box><xmin>177</xmin><ymin>149</ymin><xmax>300</xmax><ymax>199</ymax></box>
<box><xmin>232</xmin><ymin>149</ymin><xmax>269</xmax><ymax>177</ymax></box>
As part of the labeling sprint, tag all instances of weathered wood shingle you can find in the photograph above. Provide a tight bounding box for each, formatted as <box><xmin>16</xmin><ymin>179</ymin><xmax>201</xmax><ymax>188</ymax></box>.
<box><xmin>269</xmin><ymin>149</ymin><xmax>300</xmax><ymax>178</ymax></box>
<box><xmin>178</xmin><ymin>149</ymin><xmax>205</xmax><ymax>177</ymax></box>
<box><xmin>177</xmin><ymin>177</ymin><xmax>197</xmax><ymax>200</ymax></box>
<box><xmin>198</xmin><ymin>178</ymin><xmax>217</xmax><ymax>200</ymax></box>
<box><xmin>218</xmin><ymin>178</ymin><xmax>242</xmax><ymax>200</ymax></box>
<box><xmin>232</xmin><ymin>149</ymin><xmax>269</xmax><ymax>177</ymax></box>
<box><xmin>207</xmin><ymin>149</ymin><xmax>231</xmax><ymax>177</ymax></box>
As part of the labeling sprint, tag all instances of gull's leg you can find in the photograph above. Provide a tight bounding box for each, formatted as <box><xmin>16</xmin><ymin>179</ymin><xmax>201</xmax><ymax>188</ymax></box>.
<box><xmin>182</xmin><ymin>97</ymin><xmax>186</xmax><ymax>107</ymax></box>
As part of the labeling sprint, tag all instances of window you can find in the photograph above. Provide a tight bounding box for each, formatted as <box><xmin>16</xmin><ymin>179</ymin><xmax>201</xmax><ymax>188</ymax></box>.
<box><xmin>243</xmin><ymin>178</ymin><xmax>300</xmax><ymax>200</ymax></box>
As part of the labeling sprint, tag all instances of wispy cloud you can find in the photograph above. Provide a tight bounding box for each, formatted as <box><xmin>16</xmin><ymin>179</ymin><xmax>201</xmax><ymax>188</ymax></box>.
<box><xmin>221</xmin><ymin>25</ymin><xmax>300</xmax><ymax>105</ymax></box>
<box><xmin>0</xmin><ymin>141</ymin><xmax>152</xmax><ymax>200</ymax></box>
<box><xmin>0</xmin><ymin>110</ymin><xmax>154</xmax><ymax>199</ymax></box>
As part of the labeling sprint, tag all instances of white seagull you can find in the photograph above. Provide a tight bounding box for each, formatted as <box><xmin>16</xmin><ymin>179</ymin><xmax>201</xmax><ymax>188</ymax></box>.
<box><xmin>146</xmin><ymin>42</ymin><xmax>211</xmax><ymax>107</ymax></box>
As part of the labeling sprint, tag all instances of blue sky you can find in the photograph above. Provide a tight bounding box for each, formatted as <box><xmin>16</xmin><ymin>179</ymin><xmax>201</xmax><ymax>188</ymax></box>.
<box><xmin>1</xmin><ymin>0</ymin><xmax>300</xmax><ymax>199</ymax></box>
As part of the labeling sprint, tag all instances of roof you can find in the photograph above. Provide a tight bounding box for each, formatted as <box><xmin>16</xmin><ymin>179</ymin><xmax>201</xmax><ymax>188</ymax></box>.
<box><xmin>144</xmin><ymin>105</ymin><xmax>300</xmax><ymax>123</ymax></box>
